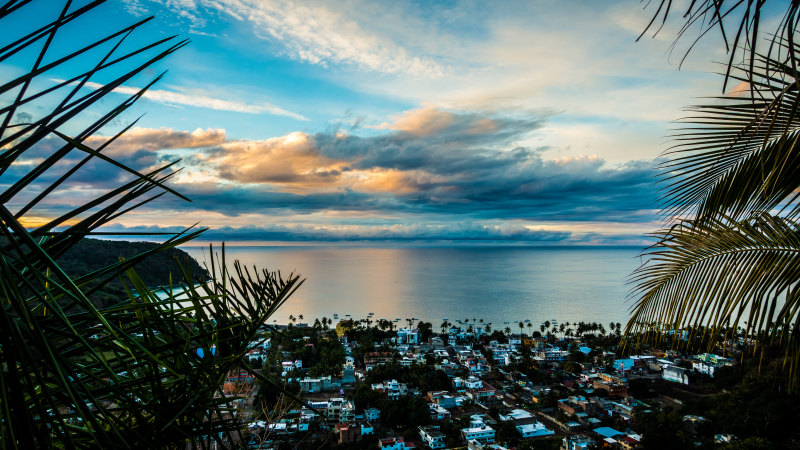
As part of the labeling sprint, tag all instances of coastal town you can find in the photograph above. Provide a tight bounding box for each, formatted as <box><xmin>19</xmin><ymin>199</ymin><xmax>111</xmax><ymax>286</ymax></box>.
<box><xmin>224</xmin><ymin>316</ymin><xmax>762</xmax><ymax>449</ymax></box>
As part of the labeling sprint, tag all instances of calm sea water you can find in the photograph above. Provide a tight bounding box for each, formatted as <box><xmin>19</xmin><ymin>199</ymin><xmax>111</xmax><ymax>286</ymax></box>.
<box><xmin>182</xmin><ymin>246</ymin><xmax>643</xmax><ymax>327</ymax></box>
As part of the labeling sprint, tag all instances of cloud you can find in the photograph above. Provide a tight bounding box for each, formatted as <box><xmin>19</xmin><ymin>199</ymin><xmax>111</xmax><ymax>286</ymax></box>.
<box><xmin>84</xmin><ymin>127</ymin><xmax>227</xmax><ymax>155</ymax></box>
<box><xmin>165</xmin><ymin>0</ymin><xmax>444</xmax><ymax>77</ymax></box>
<box><xmin>99</xmin><ymin>221</ymin><xmax>572</xmax><ymax>243</ymax></box>
<box><xmin>5</xmin><ymin>105</ymin><xmax>659</xmax><ymax>244</ymax></box>
<box><xmin>72</xmin><ymin>80</ymin><xmax>309</xmax><ymax>120</ymax></box>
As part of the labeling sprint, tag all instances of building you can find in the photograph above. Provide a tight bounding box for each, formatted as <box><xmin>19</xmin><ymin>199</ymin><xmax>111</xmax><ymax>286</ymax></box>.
<box><xmin>498</xmin><ymin>409</ymin><xmax>535</xmax><ymax>422</ymax></box>
<box><xmin>379</xmin><ymin>437</ymin><xmax>416</xmax><ymax>449</ymax></box>
<box><xmin>462</xmin><ymin>417</ymin><xmax>496</xmax><ymax>444</ymax></box>
<box><xmin>662</xmin><ymin>365</ymin><xmax>690</xmax><ymax>384</ymax></box>
<box><xmin>299</xmin><ymin>376</ymin><xmax>338</xmax><ymax>393</ymax></box>
<box><xmin>326</xmin><ymin>398</ymin><xmax>355</xmax><ymax>423</ymax></box>
<box><xmin>397</xmin><ymin>328</ymin><xmax>421</xmax><ymax>345</ymax></box>
<box><xmin>336</xmin><ymin>423</ymin><xmax>361</xmax><ymax>444</ymax></box>
<box><xmin>419</xmin><ymin>425</ymin><xmax>446</xmax><ymax>449</ymax></box>
<box><xmin>516</xmin><ymin>422</ymin><xmax>554</xmax><ymax>438</ymax></box>
<box><xmin>364</xmin><ymin>407</ymin><xmax>381</xmax><ymax>423</ymax></box>
<box><xmin>563</xmin><ymin>435</ymin><xmax>594</xmax><ymax>450</ymax></box>
<box><xmin>372</xmin><ymin>379</ymin><xmax>409</xmax><ymax>399</ymax></box>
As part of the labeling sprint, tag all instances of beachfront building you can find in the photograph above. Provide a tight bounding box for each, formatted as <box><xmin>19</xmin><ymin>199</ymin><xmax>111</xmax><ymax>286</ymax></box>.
<box><xmin>419</xmin><ymin>425</ymin><xmax>447</xmax><ymax>449</ymax></box>
<box><xmin>397</xmin><ymin>327</ymin><xmax>421</xmax><ymax>345</ymax></box>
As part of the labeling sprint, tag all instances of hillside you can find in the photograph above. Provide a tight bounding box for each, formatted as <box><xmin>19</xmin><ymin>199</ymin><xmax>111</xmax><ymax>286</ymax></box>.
<box><xmin>56</xmin><ymin>238</ymin><xmax>209</xmax><ymax>308</ymax></box>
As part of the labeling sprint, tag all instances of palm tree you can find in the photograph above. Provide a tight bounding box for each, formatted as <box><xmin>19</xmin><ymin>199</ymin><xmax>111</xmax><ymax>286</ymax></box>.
<box><xmin>518</xmin><ymin>321</ymin><xmax>525</xmax><ymax>336</ymax></box>
<box><xmin>628</xmin><ymin>2</ymin><xmax>800</xmax><ymax>388</ymax></box>
<box><xmin>0</xmin><ymin>2</ymin><xmax>304</xmax><ymax>446</ymax></box>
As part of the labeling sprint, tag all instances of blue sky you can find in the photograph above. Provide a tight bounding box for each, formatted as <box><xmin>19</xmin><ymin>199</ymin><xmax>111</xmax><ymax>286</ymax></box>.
<box><xmin>2</xmin><ymin>0</ymin><xmax>770</xmax><ymax>245</ymax></box>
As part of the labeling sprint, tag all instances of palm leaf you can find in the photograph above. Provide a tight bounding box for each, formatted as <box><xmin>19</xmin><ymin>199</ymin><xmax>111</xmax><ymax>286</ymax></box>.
<box><xmin>0</xmin><ymin>2</ymin><xmax>303</xmax><ymax>448</ymax></box>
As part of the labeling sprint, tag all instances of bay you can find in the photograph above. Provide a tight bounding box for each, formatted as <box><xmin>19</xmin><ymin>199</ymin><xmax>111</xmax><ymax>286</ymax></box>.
<box><xmin>182</xmin><ymin>246</ymin><xmax>643</xmax><ymax>328</ymax></box>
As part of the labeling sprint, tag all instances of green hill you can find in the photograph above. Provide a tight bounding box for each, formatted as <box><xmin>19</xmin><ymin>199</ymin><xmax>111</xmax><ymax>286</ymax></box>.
<box><xmin>55</xmin><ymin>238</ymin><xmax>209</xmax><ymax>308</ymax></box>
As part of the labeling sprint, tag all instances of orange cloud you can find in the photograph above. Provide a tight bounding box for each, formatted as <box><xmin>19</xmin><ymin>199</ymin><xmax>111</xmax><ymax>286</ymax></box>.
<box><xmin>85</xmin><ymin>127</ymin><xmax>227</xmax><ymax>157</ymax></box>
<box><xmin>212</xmin><ymin>132</ymin><xmax>348</xmax><ymax>189</ymax></box>
<box><xmin>374</xmin><ymin>104</ymin><xmax>456</xmax><ymax>136</ymax></box>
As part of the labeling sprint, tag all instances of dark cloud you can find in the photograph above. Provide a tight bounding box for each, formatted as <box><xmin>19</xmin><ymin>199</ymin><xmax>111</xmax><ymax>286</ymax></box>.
<box><xmin>5</xmin><ymin>106</ymin><xmax>661</xmax><ymax>243</ymax></box>
<box><xmin>99</xmin><ymin>222</ymin><xmax>571</xmax><ymax>243</ymax></box>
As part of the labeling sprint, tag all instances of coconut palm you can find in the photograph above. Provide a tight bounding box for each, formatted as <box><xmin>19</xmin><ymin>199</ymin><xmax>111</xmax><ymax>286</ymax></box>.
<box><xmin>629</xmin><ymin>3</ymin><xmax>800</xmax><ymax>388</ymax></box>
<box><xmin>0</xmin><ymin>2</ymin><xmax>303</xmax><ymax>447</ymax></box>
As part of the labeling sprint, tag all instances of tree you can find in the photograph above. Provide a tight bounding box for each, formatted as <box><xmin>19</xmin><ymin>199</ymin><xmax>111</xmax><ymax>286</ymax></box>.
<box><xmin>0</xmin><ymin>2</ymin><xmax>303</xmax><ymax>447</ymax></box>
<box><xmin>628</xmin><ymin>0</ymin><xmax>800</xmax><ymax>389</ymax></box>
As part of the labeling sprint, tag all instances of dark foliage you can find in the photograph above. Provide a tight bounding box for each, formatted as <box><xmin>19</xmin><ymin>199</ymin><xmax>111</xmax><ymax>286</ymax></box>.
<box><xmin>54</xmin><ymin>238</ymin><xmax>208</xmax><ymax>307</ymax></box>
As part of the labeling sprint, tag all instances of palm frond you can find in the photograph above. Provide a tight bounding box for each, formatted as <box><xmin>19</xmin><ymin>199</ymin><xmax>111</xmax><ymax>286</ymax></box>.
<box><xmin>660</xmin><ymin>42</ymin><xmax>800</xmax><ymax>221</ymax></box>
<box><xmin>0</xmin><ymin>1</ymin><xmax>302</xmax><ymax>448</ymax></box>
<box><xmin>628</xmin><ymin>213</ymin><xmax>800</xmax><ymax>385</ymax></box>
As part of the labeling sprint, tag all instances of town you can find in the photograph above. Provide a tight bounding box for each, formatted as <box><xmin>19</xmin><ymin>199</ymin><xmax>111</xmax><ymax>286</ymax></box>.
<box><xmin>220</xmin><ymin>315</ymin><xmax>785</xmax><ymax>449</ymax></box>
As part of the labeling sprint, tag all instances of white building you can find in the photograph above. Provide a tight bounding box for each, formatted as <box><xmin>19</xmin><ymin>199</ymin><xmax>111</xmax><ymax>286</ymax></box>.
<box><xmin>397</xmin><ymin>328</ymin><xmax>421</xmax><ymax>344</ymax></box>
<box><xmin>463</xmin><ymin>425</ymin><xmax>496</xmax><ymax>444</ymax></box>
<box><xmin>465</xmin><ymin>376</ymin><xmax>483</xmax><ymax>390</ymax></box>
<box><xmin>498</xmin><ymin>409</ymin><xmax>534</xmax><ymax>422</ymax></box>
<box><xmin>419</xmin><ymin>425</ymin><xmax>446</xmax><ymax>449</ymax></box>
<box><xmin>516</xmin><ymin>422</ymin><xmax>554</xmax><ymax>438</ymax></box>
<box><xmin>462</xmin><ymin>416</ymin><xmax>495</xmax><ymax>444</ymax></box>
<box><xmin>662</xmin><ymin>365</ymin><xmax>690</xmax><ymax>384</ymax></box>
<box><xmin>326</xmin><ymin>398</ymin><xmax>355</xmax><ymax>423</ymax></box>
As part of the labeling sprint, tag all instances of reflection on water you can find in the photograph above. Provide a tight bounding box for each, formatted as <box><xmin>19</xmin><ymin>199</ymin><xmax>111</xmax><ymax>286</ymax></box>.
<box><xmin>182</xmin><ymin>246</ymin><xmax>642</xmax><ymax>326</ymax></box>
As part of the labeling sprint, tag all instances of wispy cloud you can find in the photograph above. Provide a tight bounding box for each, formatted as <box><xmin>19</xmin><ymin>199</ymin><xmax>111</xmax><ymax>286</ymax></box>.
<box><xmin>75</xmin><ymin>80</ymin><xmax>309</xmax><ymax>120</ymax></box>
<box><xmin>167</xmin><ymin>0</ymin><xmax>444</xmax><ymax>77</ymax></box>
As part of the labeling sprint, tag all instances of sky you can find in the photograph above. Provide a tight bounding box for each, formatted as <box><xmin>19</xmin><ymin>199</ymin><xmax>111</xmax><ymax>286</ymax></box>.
<box><xmin>2</xmin><ymin>0</ymin><xmax>771</xmax><ymax>245</ymax></box>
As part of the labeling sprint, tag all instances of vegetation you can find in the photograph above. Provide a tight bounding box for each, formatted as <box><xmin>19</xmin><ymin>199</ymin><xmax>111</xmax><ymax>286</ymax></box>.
<box><xmin>0</xmin><ymin>1</ymin><xmax>300</xmax><ymax>448</ymax></box>
<box><xmin>628</xmin><ymin>0</ymin><xmax>800</xmax><ymax>389</ymax></box>
<box><xmin>53</xmin><ymin>238</ymin><xmax>209</xmax><ymax>307</ymax></box>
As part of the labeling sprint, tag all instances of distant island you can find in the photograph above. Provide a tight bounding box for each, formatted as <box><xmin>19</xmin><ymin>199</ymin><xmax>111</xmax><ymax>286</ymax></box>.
<box><xmin>55</xmin><ymin>238</ymin><xmax>209</xmax><ymax>308</ymax></box>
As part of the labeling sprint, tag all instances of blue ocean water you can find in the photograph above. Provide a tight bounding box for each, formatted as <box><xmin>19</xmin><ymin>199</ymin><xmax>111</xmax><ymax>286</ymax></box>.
<box><xmin>182</xmin><ymin>246</ymin><xmax>643</xmax><ymax>327</ymax></box>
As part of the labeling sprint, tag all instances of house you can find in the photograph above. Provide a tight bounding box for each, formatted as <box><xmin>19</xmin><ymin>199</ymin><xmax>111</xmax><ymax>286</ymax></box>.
<box><xmin>462</xmin><ymin>416</ymin><xmax>496</xmax><ymax>444</ymax></box>
<box><xmin>372</xmin><ymin>379</ymin><xmax>409</xmax><ymax>399</ymax></box>
<box><xmin>662</xmin><ymin>365</ymin><xmax>690</xmax><ymax>384</ymax></box>
<box><xmin>498</xmin><ymin>409</ymin><xmax>535</xmax><ymax>422</ymax></box>
<box><xmin>516</xmin><ymin>422</ymin><xmax>555</xmax><ymax>438</ymax></box>
<box><xmin>563</xmin><ymin>435</ymin><xmax>594</xmax><ymax>450</ymax></box>
<box><xmin>419</xmin><ymin>425</ymin><xmax>446</xmax><ymax>449</ymax></box>
<box><xmin>336</xmin><ymin>423</ymin><xmax>361</xmax><ymax>444</ymax></box>
<box><xmin>299</xmin><ymin>376</ymin><xmax>337</xmax><ymax>393</ymax></box>
<box><xmin>397</xmin><ymin>328</ymin><xmax>421</xmax><ymax>345</ymax></box>
<box><xmin>429</xmin><ymin>403</ymin><xmax>451</xmax><ymax>420</ymax></box>
<box><xmin>365</xmin><ymin>407</ymin><xmax>381</xmax><ymax>423</ymax></box>
<box><xmin>379</xmin><ymin>437</ymin><xmax>416</xmax><ymax>449</ymax></box>
<box><xmin>326</xmin><ymin>398</ymin><xmax>355</xmax><ymax>423</ymax></box>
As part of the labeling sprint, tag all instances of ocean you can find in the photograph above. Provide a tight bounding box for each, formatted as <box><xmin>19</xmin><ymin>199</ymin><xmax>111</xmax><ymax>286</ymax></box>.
<box><xmin>182</xmin><ymin>245</ymin><xmax>643</xmax><ymax>328</ymax></box>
